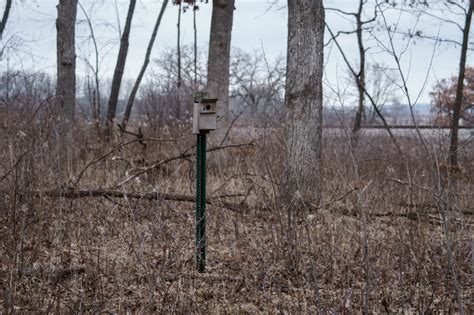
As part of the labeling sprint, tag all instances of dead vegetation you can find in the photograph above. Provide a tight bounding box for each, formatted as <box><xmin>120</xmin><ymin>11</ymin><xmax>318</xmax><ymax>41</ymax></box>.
<box><xmin>0</xmin><ymin>110</ymin><xmax>473</xmax><ymax>313</ymax></box>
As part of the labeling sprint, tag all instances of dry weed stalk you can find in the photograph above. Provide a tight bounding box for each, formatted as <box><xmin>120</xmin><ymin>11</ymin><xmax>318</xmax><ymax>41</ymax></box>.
<box><xmin>0</xmin><ymin>97</ymin><xmax>472</xmax><ymax>312</ymax></box>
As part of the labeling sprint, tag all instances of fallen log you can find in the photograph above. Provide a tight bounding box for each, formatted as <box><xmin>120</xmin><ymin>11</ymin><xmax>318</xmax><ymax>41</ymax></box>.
<box><xmin>34</xmin><ymin>189</ymin><xmax>247</xmax><ymax>212</ymax></box>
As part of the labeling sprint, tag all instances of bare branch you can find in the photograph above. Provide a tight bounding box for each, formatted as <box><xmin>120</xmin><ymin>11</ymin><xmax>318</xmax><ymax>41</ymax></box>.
<box><xmin>326</xmin><ymin>7</ymin><xmax>357</xmax><ymax>17</ymax></box>
<box><xmin>0</xmin><ymin>0</ymin><xmax>12</xmax><ymax>40</ymax></box>
<box><xmin>325</xmin><ymin>22</ymin><xmax>401</xmax><ymax>153</ymax></box>
<box><xmin>73</xmin><ymin>137</ymin><xmax>175</xmax><ymax>187</ymax></box>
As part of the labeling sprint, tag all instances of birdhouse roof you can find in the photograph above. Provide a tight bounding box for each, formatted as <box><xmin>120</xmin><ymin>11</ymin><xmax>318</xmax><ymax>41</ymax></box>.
<box><xmin>173</xmin><ymin>0</ymin><xmax>197</xmax><ymax>5</ymax></box>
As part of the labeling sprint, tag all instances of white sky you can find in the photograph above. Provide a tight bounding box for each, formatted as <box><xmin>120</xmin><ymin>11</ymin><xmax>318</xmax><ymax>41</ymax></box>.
<box><xmin>0</xmin><ymin>0</ymin><xmax>472</xmax><ymax>105</ymax></box>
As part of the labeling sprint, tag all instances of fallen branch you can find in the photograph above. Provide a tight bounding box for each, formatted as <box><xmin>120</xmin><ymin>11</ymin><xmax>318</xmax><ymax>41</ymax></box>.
<box><xmin>331</xmin><ymin>205</ymin><xmax>473</xmax><ymax>225</ymax></box>
<box><xmin>34</xmin><ymin>189</ymin><xmax>248</xmax><ymax>212</ymax></box>
<box><xmin>396</xmin><ymin>202</ymin><xmax>474</xmax><ymax>216</ymax></box>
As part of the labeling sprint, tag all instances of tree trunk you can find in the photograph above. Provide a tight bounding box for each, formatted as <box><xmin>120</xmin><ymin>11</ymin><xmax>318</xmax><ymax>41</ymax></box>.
<box><xmin>449</xmin><ymin>1</ymin><xmax>473</xmax><ymax>167</ymax></box>
<box><xmin>176</xmin><ymin>2</ymin><xmax>182</xmax><ymax>120</ymax></box>
<box><xmin>283</xmin><ymin>0</ymin><xmax>324</xmax><ymax>208</ymax></box>
<box><xmin>56</xmin><ymin>0</ymin><xmax>77</xmax><ymax>123</ymax></box>
<box><xmin>121</xmin><ymin>0</ymin><xmax>168</xmax><ymax>130</ymax></box>
<box><xmin>56</xmin><ymin>0</ymin><xmax>77</xmax><ymax>181</ymax></box>
<box><xmin>206</xmin><ymin>0</ymin><xmax>235</xmax><ymax>134</ymax></box>
<box><xmin>0</xmin><ymin>0</ymin><xmax>12</xmax><ymax>40</ymax></box>
<box><xmin>78</xmin><ymin>2</ymin><xmax>101</xmax><ymax>136</ymax></box>
<box><xmin>353</xmin><ymin>0</ymin><xmax>365</xmax><ymax>136</ymax></box>
<box><xmin>105</xmin><ymin>0</ymin><xmax>137</xmax><ymax>141</ymax></box>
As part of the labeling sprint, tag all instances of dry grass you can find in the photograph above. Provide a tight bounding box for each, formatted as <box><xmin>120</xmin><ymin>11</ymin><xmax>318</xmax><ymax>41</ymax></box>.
<box><xmin>0</xmin><ymin>113</ymin><xmax>473</xmax><ymax>313</ymax></box>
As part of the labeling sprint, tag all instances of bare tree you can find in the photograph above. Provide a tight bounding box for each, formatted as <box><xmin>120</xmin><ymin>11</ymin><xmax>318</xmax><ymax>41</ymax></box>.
<box><xmin>364</xmin><ymin>63</ymin><xmax>400</xmax><ymax>124</ymax></box>
<box><xmin>449</xmin><ymin>0</ymin><xmax>473</xmax><ymax>167</ymax></box>
<box><xmin>326</xmin><ymin>0</ymin><xmax>377</xmax><ymax>137</ymax></box>
<box><xmin>206</xmin><ymin>0</ymin><xmax>235</xmax><ymax>133</ymax></box>
<box><xmin>56</xmin><ymin>0</ymin><xmax>77</xmax><ymax>181</ymax></box>
<box><xmin>136</xmin><ymin>45</ymin><xmax>206</xmax><ymax>129</ymax></box>
<box><xmin>0</xmin><ymin>0</ymin><xmax>12</xmax><ymax>40</ymax></box>
<box><xmin>78</xmin><ymin>2</ymin><xmax>102</xmax><ymax>136</ymax></box>
<box><xmin>326</xmin><ymin>23</ymin><xmax>401</xmax><ymax>152</ymax></box>
<box><xmin>395</xmin><ymin>0</ymin><xmax>473</xmax><ymax>166</ymax></box>
<box><xmin>283</xmin><ymin>0</ymin><xmax>324</xmax><ymax>207</ymax></box>
<box><xmin>375</xmin><ymin>3</ymin><xmax>467</xmax><ymax>311</ymax></box>
<box><xmin>229</xmin><ymin>49</ymin><xmax>285</xmax><ymax>124</ymax></box>
<box><xmin>121</xmin><ymin>0</ymin><xmax>169</xmax><ymax>130</ymax></box>
<box><xmin>105</xmin><ymin>0</ymin><xmax>137</xmax><ymax>140</ymax></box>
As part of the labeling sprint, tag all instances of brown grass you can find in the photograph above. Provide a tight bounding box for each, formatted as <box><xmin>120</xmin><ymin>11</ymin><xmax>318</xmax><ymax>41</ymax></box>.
<box><xmin>0</xmin><ymin>113</ymin><xmax>472</xmax><ymax>313</ymax></box>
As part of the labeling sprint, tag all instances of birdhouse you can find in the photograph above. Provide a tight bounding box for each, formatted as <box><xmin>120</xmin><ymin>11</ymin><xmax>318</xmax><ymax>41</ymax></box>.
<box><xmin>193</xmin><ymin>97</ymin><xmax>218</xmax><ymax>134</ymax></box>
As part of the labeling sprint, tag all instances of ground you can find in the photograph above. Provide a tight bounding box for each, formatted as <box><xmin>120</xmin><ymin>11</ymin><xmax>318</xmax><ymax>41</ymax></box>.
<box><xmin>0</xmin><ymin>122</ymin><xmax>472</xmax><ymax>313</ymax></box>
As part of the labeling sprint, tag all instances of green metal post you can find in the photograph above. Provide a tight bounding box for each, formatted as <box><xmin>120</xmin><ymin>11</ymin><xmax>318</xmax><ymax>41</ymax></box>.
<box><xmin>196</xmin><ymin>132</ymin><xmax>207</xmax><ymax>272</ymax></box>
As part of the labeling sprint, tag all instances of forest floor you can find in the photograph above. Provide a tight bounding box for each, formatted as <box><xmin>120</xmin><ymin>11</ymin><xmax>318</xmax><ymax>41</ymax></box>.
<box><xmin>0</xmin><ymin>121</ymin><xmax>473</xmax><ymax>313</ymax></box>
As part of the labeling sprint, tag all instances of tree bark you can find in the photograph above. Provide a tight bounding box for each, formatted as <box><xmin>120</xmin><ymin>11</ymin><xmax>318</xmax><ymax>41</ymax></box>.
<box><xmin>56</xmin><ymin>0</ymin><xmax>77</xmax><ymax>181</ymax></box>
<box><xmin>56</xmin><ymin>0</ymin><xmax>77</xmax><ymax>123</ymax></box>
<box><xmin>0</xmin><ymin>0</ymin><xmax>12</xmax><ymax>40</ymax></box>
<box><xmin>121</xmin><ymin>0</ymin><xmax>168</xmax><ymax>130</ymax></box>
<box><xmin>449</xmin><ymin>1</ymin><xmax>473</xmax><ymax>167</ymax></box>
<box><xmin>105</xmin><ymin>0</ymin><xmax>137</xmax><ymax>141</ymax></box>
<box><xmin>353</xmin><ymin>0</ymin><xmax>365</xmax><ymax>136</ymax></box>
<box><xmin>206</xmin><ymin>0</ymin><xmax>235</xmax><ymax>133</ymax></box>
<box><xmin>283</xmin><ymin>0</ymin><xmax>324</xmax><ymax>208</ymax></box>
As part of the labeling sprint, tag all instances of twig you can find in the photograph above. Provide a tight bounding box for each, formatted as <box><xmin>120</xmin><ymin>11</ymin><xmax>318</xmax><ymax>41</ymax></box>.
<box><xmin>325</xmin><ymin>22</ymin><xmax>402</xmax><ymax>154</ymax></box>
<box><xmin>73</xmin><ymin>138</ymin><xmax>174</xmax><ymax>187</ymax></box>
<box><xmin>219</xmin><ymin>111</ymin><xmax>242</xmax><ymax>146</ymax></box>
<box><xmin>0</xmin><ymin>150</ymin><xmax>28</xmax><ymax>182</ymax></box>
<box><xmin>387</xmin><ymin>177</ymin><xmax>430</xmax><ymax>191</ymax></box>
<box><xmin>115</xmin><ymin>141</ymin><xmax>254</xmax><ymax>188</ymax></box>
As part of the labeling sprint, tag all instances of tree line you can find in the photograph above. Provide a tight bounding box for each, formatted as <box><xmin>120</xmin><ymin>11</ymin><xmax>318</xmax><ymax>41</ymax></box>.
<box><xmin>0</xmin><ymin>0</ymin><xmax>472</xmax><ymax>207</ymax></box>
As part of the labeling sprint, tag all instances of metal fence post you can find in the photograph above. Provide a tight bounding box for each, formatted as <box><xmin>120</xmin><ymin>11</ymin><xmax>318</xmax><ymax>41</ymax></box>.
<box><xmin>195</xmin><ymin>132</ymin><xmax>207</xmax><ymax>272</ymax></box>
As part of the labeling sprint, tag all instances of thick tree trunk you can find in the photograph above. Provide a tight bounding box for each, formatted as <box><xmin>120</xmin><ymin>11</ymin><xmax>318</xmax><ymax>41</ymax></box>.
<box><xmin>56</xmin><ymin>0</ymin><xmax>77</xmax><ymax>124</ymax></box>
<box><xmin>449</xmin><ymin>1</ymin><xmax>473</xmax><ymax>167</ymax></box>
<box><xmin>283</xmin><ymin>0</ymin><xmax>324</xmax><ymax>208</ymax></box>
<box><xmin>121</xmin><ymin>0</ymin><xmax>168</xmax><ymax>130</ymax></box>
<box><xmin>206</xmin><ymin>0</ymin><xmax>235</xmax><ymax>133</ymax></box>
<box><xmin>105</xmin><ymin>0</ymin><xmax>137</xmax><ymax>141</ymax></box>
<box><xmin>0</xmin><ymin>0</ymin><xmax>12</xmax><ymax>40</ymax></box>
<box><xmin>56</xmin><ymin>0</ymin><xmax>77</xmax><ymax>181</ymax></box>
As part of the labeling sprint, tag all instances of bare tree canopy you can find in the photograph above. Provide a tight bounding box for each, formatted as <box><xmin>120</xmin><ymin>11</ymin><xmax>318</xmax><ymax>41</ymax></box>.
<box><xmin>0</xmin><ymin>0</ymin><xmax>12</xmax><ymax>40</ymax></box>
<box><xmin>121</xmin><ymin>0</ymin><xmax>169</xmax><ymax>130</ymax></box>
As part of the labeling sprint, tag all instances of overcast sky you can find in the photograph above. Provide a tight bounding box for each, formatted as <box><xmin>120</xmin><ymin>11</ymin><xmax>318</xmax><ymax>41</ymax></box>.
<box><xmin>1</xmin><ymin>0</ymin><xmax>472</xmax><ymax>105</ymax></box>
